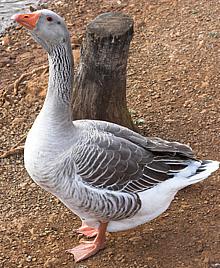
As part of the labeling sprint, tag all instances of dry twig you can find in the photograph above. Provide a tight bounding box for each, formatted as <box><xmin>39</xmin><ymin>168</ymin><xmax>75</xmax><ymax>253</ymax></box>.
<box><xmin>0</xmin><ymin>146</ymin><xmax>24</xmax><ymax>159</ymax></box>
<box><xmin>13</xmin><ymin>65</ymin><xmax>48</xmax><ymax>95</ymax></box>
<box><xmin>0</xmin><ymin>134</ymin><xmax>26</xmax><ymax>159</ymax></box>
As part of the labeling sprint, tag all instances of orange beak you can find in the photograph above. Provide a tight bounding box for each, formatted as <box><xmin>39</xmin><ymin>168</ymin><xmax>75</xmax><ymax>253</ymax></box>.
<box><xmin>11</xmin><ymin>13</ymin><xmax>40</xmax><ymax>30</ymax></box>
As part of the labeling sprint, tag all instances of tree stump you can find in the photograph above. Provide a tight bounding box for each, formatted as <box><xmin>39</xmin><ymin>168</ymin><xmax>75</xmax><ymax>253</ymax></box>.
<box><xmin>72</xmin><ymin>12</ymin><xmax>135</xmax><ymax>129</ymax></box>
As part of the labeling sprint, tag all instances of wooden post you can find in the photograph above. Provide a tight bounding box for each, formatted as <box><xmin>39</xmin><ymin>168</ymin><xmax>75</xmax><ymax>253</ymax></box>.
<box><xmin>72</xmin><ymin>12</ymin><xmax>135</xmax><ymax>129</ymax></box>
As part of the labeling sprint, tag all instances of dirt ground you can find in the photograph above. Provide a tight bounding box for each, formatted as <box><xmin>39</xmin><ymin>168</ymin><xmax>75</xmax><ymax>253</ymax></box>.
<box><xmin>0</xmin><ymin>0</ymin><xmax>219</xmax><ymax>267</ymax></box>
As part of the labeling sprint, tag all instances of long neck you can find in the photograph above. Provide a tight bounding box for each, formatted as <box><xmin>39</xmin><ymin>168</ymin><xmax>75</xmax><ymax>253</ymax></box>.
<box><xmin>41</xmin><ymin>40</ymin><xmax>74</xmax><ymax>123</ymax></box>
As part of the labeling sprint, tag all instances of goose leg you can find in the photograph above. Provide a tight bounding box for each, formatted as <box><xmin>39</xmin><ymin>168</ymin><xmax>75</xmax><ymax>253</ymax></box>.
<box><xmin>67</xmin><ymin>222</ymin><xmax>108</xmax><ymax>262</ymax></box>
<box><xmin>76</xmin><ymin>221</ymin><xmax>98</xmax><ymax>238</ymax></box>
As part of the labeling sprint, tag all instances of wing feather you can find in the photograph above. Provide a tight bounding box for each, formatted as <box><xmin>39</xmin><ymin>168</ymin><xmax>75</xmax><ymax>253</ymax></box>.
<box><xmin>72</xmin><ymin>121</ymin><xmax>196</xmax><ymax>193</ymax></box>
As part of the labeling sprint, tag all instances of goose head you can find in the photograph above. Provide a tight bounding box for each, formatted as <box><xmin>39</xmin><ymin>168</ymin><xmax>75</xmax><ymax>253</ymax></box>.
<box><xmin>12</xmin><ymin>9</ymin><xmax>70</xmax><ymax>52</ymax></box>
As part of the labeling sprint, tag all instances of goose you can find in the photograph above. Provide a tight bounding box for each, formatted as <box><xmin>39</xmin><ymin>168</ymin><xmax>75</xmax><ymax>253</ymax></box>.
<box><xmin>12</xmin><ymin>10</ymin><xmax>219</xmax><ymax>262</ymax></box>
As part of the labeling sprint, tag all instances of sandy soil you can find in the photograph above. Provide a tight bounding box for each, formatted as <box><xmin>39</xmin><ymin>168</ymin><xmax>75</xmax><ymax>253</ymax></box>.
<box><xmin>0</xmin><ymin>0</ymin><xmax>219</xmax><ymax>267</ymax></box>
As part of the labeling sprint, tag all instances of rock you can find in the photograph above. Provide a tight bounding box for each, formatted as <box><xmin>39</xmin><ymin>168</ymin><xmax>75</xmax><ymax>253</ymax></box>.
<box><xmin>2</xmin><ymin>36</ymin><xmax>10</xmax><ymax>46</ymax></box>
<box><xmin>26</xmin><ymin>255</ymin><xmax>32</xmax><ymax>262</ymax></box>
<box><xmin>11</xmin><ymin>117</ymin><xmax>23</xmax><ymax>127</ymax></box>
<box><xmin>44</xmin><ymin>257</ymin><xmax>58</xmax><ymax>268</ymax></box>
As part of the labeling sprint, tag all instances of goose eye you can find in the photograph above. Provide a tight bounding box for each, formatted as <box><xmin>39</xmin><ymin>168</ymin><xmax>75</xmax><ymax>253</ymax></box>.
<box><xmin>47</xmin><ymin>16</ymin><xmax>53</xmax><ymax>22</ymax></box>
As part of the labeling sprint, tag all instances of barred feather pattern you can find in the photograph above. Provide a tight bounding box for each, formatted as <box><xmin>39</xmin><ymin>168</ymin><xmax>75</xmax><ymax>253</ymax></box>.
<box><xmin>33</xmin><ymin>152</ymin><xmax>141</xmax><ymax>221</ymax></box>
<box><xmin>48</xmin><ymin>43</ymin><xmax>73</xmax><ymax>104</ymax></box>
<box><xmin>26</xmin><ymin>112</ymin><xmax>204</xmax><ymax>221</ymax></box>
<box><xmin>72</xmin><ymin>120</ymin><xmax>195</xmax><ymax>196</ymax></box>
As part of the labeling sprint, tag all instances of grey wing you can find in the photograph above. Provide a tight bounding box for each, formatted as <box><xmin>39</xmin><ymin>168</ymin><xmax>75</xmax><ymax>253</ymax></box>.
<box><xmin>72</xmin><ymin>122</ymin><xmax>192</xmax><ymax>193</ymax></box>
<box><xmin>73</xmin><ymin>133</ymin><xmax>149</xmax><ymax>191</ymax></box>
<box><xmin>93</xmin><ymin>120</ymin><xmax>194</xmax><ymax>158</ymax></box>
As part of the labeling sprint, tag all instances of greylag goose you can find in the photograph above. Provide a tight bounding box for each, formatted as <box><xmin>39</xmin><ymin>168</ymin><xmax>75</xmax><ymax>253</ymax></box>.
<box><xmin>12</xmin><ymin>10</ymin><xmax>219</xmax><ymax>262</ymax></box>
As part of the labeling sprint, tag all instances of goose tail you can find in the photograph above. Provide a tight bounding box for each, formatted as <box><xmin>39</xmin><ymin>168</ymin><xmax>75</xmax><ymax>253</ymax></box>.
<box><xmin>166</xmin><ymin>160</ymin><xmax>219</xmax><ymax>192</ymax></box>
<box><xmin>185</xmin><ymin>160</ymin><xmax>219</xmax><ymax>185</ymax></box>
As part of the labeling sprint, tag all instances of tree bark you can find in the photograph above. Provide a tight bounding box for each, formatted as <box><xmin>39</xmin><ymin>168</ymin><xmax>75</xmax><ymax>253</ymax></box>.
<box><xmin>72</xmin><ymin>12</ymin><xmax>135</xmax><ymax>129</ymax></box>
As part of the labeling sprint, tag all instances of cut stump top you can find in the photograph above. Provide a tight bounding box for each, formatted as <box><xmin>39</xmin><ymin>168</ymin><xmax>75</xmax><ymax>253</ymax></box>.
<box><xmin>87</xmin><ymin>12</ymin><xmax>134</xmax><ymax>38</ymax></box>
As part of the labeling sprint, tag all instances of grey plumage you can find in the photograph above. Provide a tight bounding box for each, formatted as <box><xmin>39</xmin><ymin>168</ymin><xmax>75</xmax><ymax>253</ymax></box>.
<box><xmin>31</xmin><ymin>118</ymin><xmax>199</xmax><ymax>222</ymax></box>
<box><xmin>73</xmin><ymin>120</ymin><xmax>194</xmax><ymax>193</ymax></box>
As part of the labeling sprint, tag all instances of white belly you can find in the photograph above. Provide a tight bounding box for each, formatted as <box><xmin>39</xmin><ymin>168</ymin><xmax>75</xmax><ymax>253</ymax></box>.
<box><xmin>107</xmin><ymin>180</ymin><xmax>178</xmax><ymax>232</ymax></box>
